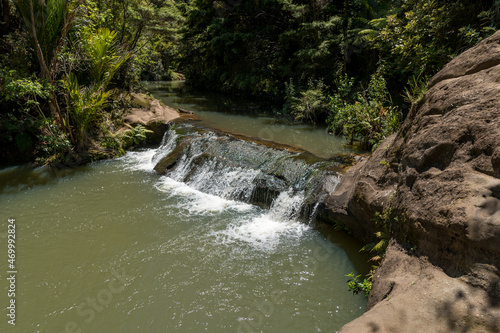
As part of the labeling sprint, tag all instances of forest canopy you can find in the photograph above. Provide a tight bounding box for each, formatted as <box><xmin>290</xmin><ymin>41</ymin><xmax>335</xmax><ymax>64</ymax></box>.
<box><xmin>1</xmin><ymin>0</ymin><xmax>498</xmax><ymax>165</ymax></box>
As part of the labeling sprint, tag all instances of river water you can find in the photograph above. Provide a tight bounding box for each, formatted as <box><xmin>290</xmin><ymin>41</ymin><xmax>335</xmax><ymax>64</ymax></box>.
<box><xmin>145</xmin><ymin>81</ymin><xmax>353</xmax><ymax>159</ymax></box>
<box><xmin>0</xmin><ymin>83</ymin><xmax>368</xmax><ymax>333</ymax></box>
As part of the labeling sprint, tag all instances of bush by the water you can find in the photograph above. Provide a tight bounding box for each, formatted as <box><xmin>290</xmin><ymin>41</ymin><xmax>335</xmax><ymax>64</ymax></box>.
<box><xmin>327</xmin><ymin>70</ymin><xmax>401</xmax><ymax>151</ymax></box>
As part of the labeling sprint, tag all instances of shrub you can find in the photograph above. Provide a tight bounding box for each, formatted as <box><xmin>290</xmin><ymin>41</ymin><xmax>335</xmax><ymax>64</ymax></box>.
<box><xmin>288</xmin><ymin>78</ymin><xmax>330</xmax><ymax>123</ymax></box>
<box><xmin>62</xmin><ymin>73</ymin><xmax>110</xmax><ymax>148</ymax></box>
<box><xmin>327</xmin><ymin>70</ymin><xmax>401</xmax><ymax>150</ymax></box>
<box><xmin>35</xmin><ymin>120</ymin><xmax>73</xmax><ymax>165</ymax></box>
<box><xmin>0</xmin><ymin>69</ymin><xmax>53</xmax><ymax>113</ymax></box>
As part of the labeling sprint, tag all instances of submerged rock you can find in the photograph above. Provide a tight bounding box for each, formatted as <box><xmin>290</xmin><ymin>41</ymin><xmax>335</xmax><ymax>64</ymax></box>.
<box><xmin>330</xmin><ymin>31</ymin><xmax>500</xmax><ymax>332</ymax></box>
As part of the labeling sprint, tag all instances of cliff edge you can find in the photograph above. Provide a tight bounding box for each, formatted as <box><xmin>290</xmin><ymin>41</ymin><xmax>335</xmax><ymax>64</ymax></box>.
<box><xmin>329</xmin><ymin>31</ymin><xmax>500</xmax><ymax>332</ymax></box>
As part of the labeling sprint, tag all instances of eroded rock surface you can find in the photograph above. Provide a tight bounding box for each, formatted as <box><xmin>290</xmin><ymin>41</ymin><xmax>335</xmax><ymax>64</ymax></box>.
<box><xmin>123</xmin><ymin>93</ymin><xmax>200</xmax><ymax>144</ymax></box>
<box><xmin>331</xmin><ymin>31</ymin><xmax>500</xmax><ymax>332</ymax></box>
<box><xmin>125</xmin><ymin>93</ymin><xmax>181</xmax><ymax>125</ymax></box>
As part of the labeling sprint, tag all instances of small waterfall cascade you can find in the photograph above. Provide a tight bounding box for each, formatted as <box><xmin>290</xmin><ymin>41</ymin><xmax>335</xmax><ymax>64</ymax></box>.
<box><xmin>153</xmin><ymin>125</ymin><xmax>344</xmax><ymax>221</ymax></box>
<box><xmin>152</xmin><ymin>129</ymin><xmax>178</xmax><ymax>165</ymax></box>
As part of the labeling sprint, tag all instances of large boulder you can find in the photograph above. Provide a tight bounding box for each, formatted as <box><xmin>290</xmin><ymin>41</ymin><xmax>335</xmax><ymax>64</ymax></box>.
<box><xmin>125</xmin><ymin>92</ymin><xmax>181</xmax><ymax>125</ymax></box>
<box><xmin>124</xmin><ymin>93</ymin><xmax>199</xmax><ymax>144</ymax></box>
<box><xmin>329</xmin><ymin>31</ymin><xmax>500</xmax><ymax>332</ymax></box>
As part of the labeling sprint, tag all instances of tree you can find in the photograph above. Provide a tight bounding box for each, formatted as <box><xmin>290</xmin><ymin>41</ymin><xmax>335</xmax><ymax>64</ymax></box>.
<box><xmin>14</xmin><ymin>0</ymin><xmax>74</xmax><ymax>130</ymax></box>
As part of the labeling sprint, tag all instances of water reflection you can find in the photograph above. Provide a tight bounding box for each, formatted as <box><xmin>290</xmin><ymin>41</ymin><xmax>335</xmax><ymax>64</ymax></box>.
<box><xmin>145</xmin><ymin>81</ymin><xmax>353</xmax><ymax>159</ymax></box>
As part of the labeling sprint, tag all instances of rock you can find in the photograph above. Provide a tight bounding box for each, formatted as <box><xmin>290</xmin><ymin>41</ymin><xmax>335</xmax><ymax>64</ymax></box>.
<box><xmin>331</xmin><ymin>31</ymin><xmax>500</xmax><ymax>332</ymax></box>
<box><xmin>178</xmin><ymin>107</ymin><xmax>194</xmax><ymax>114</ymax></box>
<box><xmin>340</xmin><ymin>241</ymin><xmax>500</xmax><ymax>333</ymax></box>
<box><xmin>124</xmin><ymin>93</ymin><xmax>201</xmax><ymax>144</ymax></box>
<box><xmin>125</xmin><ymin>93</ymin><xmax>181</xmax><ymax>126</ymax></box>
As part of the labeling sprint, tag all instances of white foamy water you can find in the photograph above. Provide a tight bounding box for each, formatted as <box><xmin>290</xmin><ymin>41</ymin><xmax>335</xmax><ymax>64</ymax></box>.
<box><xmin>120</xmin><ymin>148</ymin><xmax>158</xmax><ymax>171</ymax></box>
<box><xmin>119</xmin><ymin>129</ymin><xmax>178</xmax><ymax>172</ymax></box>
<box><xmin>118</xmin><ymin>137</ymin><xmax>325</xmax><ymax>252</ymax></box>
<box><xmin>268</xmin><ymin>190</ymin><xmax>305</xmax><ymax>221</ymax></box>
<box><xmin>151</xmin><ymin>129</ymin><xmax>179</xmax><ymax>165</ymax></box>
<box><xmin>185</xmin><ymin>159</ymin><xmax>261</xmax><ymax>201</ymax></box>
<box><xmin>213</xmin><ymin>190</ymin><xmax>310</xmax><ymax>250</ymax></box>
<box><xmin>155</xmin><ymin>176</ymin><xmax>254</xmax><ymax>214</ymax></box>
<box><xmin>216</xmin><ymin>215</ymin><xmax>310</xmax><ymax>251</ymax></box>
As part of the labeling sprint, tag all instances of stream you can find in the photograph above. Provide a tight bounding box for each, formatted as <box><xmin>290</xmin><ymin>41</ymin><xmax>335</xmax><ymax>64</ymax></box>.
<box><xmin>0</xmin><ymin>82</ymin><xmax>368</xmax><ymax>333</ymax></box>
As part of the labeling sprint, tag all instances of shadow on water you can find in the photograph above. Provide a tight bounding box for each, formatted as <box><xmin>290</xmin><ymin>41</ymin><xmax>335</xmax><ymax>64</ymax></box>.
<box><xmin>144</xmin><ymin>80</ymin><xmax>274</xmax><ymax>117</ymax></box>
<box><xmin>0</xmin><ymin>164</ymin><xmax>91</xmax><ymax>194</ymax></box>
<box><xmin>313</xmin><ymin>221</ymin><xmax>373</xmax><ymax>277</ymax></box>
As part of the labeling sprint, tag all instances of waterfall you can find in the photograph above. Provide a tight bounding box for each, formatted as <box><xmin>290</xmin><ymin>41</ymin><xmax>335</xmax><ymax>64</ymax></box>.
<box><xmin>153</xmin><ymin>126</ymin><xmax>344</xmax><ymax>222</ymax></box>
<box><xmin>121</xmin><ymin>129</ymin><xmax>178</xmax><ymax>172</ymax></box>
<box><xmin>117</xmin><ymin>124</ymin><xmax>346</xmax><ymax>250</ymax></box>
<box><xmin>152</xmin><ymin>129</ymin><xmax>179</xmax><ymax>165</ymax></box>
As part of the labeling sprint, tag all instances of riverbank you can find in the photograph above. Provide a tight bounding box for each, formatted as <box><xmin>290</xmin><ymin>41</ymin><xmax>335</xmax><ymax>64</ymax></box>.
<box><xmin>0</xmin><ymin>90</ymin><xmax>187</xmax><ymax>168</ymax></box>
<box><xmin>333</xmin><ymin>30</ymin><xmax>500</xmax><ymax>332</ymax></box>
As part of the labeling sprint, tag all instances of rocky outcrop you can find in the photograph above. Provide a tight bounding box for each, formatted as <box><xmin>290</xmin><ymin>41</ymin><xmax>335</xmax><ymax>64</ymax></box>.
<box><xmin>330</xmin><ymin>31</ymin><xmax>500</xmax><ymax>332</ymax></box>
<box><xmin>125</xmin><ymin>92</ymin><xmax>182</xmax><ymax>125</ymax></box>
<box><xmin>124</xmin><ymin>93</ymin><xmax>199</xmax><ymax>144</ymax></box>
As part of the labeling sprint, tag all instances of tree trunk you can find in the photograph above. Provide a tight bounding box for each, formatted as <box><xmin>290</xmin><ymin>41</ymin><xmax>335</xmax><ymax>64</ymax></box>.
<box><xmin>0</xmin><ymin>0</ymin><xmax>11</xmax><ymax>35</ymax></box>
<box><xmin>343</xmin><ymin>0</ymin><xmax>350</xmax><ymax>73</ymax></box>
<box><xmin>28</xmin><ymin>0</ymin><xmax>51</xmax><ymax>80</ymax></box>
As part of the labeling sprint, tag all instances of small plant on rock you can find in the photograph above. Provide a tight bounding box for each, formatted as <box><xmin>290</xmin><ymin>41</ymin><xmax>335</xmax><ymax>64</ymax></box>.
<box><xmin>346</xmin><ymin>271</ymin><xmax>372</xmax><ymax>297</ymax></box>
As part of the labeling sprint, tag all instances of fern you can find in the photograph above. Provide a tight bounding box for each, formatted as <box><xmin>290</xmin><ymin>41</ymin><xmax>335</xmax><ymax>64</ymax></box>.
<box><xmin>62</xmin><ymin>73</ymin><xmax>110</xmax><ymax>146</ymax></box>
<box><xmin>83</xmin><ymin>28</ymin><xmax>131</xmax><ymax>87</ymax></box>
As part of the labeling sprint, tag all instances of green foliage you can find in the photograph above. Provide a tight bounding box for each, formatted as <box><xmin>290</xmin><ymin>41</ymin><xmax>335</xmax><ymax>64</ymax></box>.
<box><xmin>367</xmin><ymin>0</ymin><xmax>452</xmax><ymax>80</ymax></box>
<box><xmin>101</xmin><ymin>130</ymin><xmax>125</xmax><ymax>155</ymax></box>
<box><xmin>101</xmin><ymin>124</ymin><xmax>153</xmax><ymax>154</ymax></box>
<box><xmin>289</xmin><ymin>79</ymin><xmax>330</xmax><ymax>123</ymax></box>
<box><xmin>403</xmin><ymin>73</ymin><xmax>429</xmax><ymax>105</ymax></box>
<box><xmin>14</xmin><ymin>0</ymin><xmax>69</xmax><ymax>63</ymax></box>
<box><xmin>348</xmin><ymin>205</ymin><xmax>397</xmax><ymax>298</ymax></box>
<box><xmin>35</xmin><ymin>119</ymin><xmax>73</xmax><ymax>165</ymax></box>
<box><xmin>1</xmin><ymin>0</ymin><xmax>190</xmax><ymax>164</ymax></box>
<box><xmin>2</xmin><ymin>0</ymin><xmax>500</xmax><ymax>165</ymax></box>
<box><xmin>82</xmin><ymin>27</ymin><xmax>130</xmax><ymax>86</ymax></box>
<box><xmin>62</xmin><ymin>73</ymin><xmax>109</xmax><ymax>146</ymax></box>
<box><xmin>360</xmin><ymin>230</ymin><xmax>390</xmax><ymax>262</ymax></box>
<box><xmin>60</xmin><ymin>26</ymin><xmax>130</xmax><ymax>149</ymax></box>
<box><xmin>457</xmin><ymin>1</ymin><xmax>500</xmax><ymax>49</ymax></box>
<box><xmin>14</xmin><ymin>0</ymin><xmax>71</xmax><ymax>81</ymax></box>
<box><xmin>182</xmin><ymin>0</ymin><xmax>498</xmax><ymax>123</ymax></box>
<box><xmin>346</xmin><ymin>271</ymin><xmax>372</xmax><ymax>297</ymax></box>
<box><xmin>76</xmin><ymin>0</ymin><xmax>190</xmax><ymax>86</ymax></box>
<box><xmin>362</xmin><ymin>0</ymin><xmax>499</xmax><ymax>91</ymax></box>
<box><xmin>379</xmin><ymin>160</ymin><xmax>390</xmax><ymax>167</ymax></box>
<box><xmin>121</xmin><ymin>124</ymin><xmax>153</xmax><ymax>147</ymax></box>
<box><xmin>0</xmin><ymin>69</ymin><xmax>53</xmax><ymax>111</ymax></box>
<box><xmin>327</xmin><ymin>70</ymin><xmax>401</xmax><ymax>150</ymax></box>
<box><xmin>361</xmin><ymin>206</ymin><xmax>395</xmax><ymax>262</ymax></box>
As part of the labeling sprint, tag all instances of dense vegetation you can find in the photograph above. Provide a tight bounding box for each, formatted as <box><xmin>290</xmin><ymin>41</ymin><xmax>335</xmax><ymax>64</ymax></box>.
<box><xmin>0</xmin><ymin>0</ymin><xmax>189</xmax><ymax>165</ymax></box>
<box><xmin>182</xmin><ymin>0</ymin><xmax>499</xmax><ymax>149</ymax></box>
<box><xmin>1</xmin><ymin>0</ymin><xmax>498</xmax><ymax>165</ymax></box>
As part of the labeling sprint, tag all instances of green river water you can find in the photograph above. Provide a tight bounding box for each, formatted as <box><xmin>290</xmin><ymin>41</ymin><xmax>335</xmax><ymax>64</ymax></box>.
<box><xmin>145</xmin><ymin>81</ymin><xmax>352</xmax><ymax>159</ymax></box>
<box><xmin>0</xmin><ymin>83</ymin><xmax>368</xmax><ymax>333</ymax></box>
